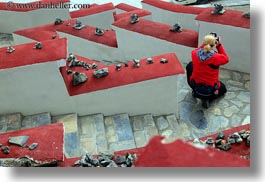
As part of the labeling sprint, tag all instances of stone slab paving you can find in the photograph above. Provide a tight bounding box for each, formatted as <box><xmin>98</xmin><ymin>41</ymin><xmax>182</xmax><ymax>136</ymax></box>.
<box><xmin>0</xmin><ymin>113</ymin><xmax>22</xmax><ymax>133</ymax></box>
<box><xmin>52</xmin><ymin>113</ymin><xmax>80</xmax><ymax>158</ymax></box>
<box><xmin>21</xmin><ymin>112</ymin><xmax>51</xmax><ymax>129</ymax></box>
<box><xmin>78</xmin><ymin>114</ymin><xmax>107</xmax><ymax>155</ymax></box>
<box><xmin>130</xmin><ymin>114</ymin><xmax>158</xmax><ymax>148</ymax></box>
<box><xmin>105</xmin><ymin>114</ymin><xmax>136</xmax><ymax>152</ymax></box>
<box><xmin>176</xmin><ymin>68</ymin><xmax>251</xmax><ymax>140</ymax></box>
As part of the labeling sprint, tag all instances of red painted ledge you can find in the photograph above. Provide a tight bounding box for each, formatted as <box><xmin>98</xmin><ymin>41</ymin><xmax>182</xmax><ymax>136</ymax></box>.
<box><xmin>115</xmin><ymin>3</ymin><xmax>140</xmax><ymax>12</ymax></box>
<box><xmin>196</xmin><ymin>8</ymin><xmax>250</xmax><ymax>29</ymax></box>
<box><xmin>70</xmin><ymin>2</ymin><xmax>115</xmax><ymax>18</ymax></box>
<box><xmin>0</xmin><ymin>0</ymin><xmax>70</xmax><ymax>12</ymax></box>
<box><xmin>60</xmin><ymin>53</ymin><xmax>185</xmax><ymax>96</ymax></box>
<box><xmin>114</xmin><ymin>9</ymin><xmax>151</xmax><ymax>21</ymax></box>
<box><xmin>14</xmin><ymin>19</ymin><xmax>117</xmax><ymax>47</ymax></box>
<box><xmin>142</xmin><ymin>0</ymin><xmax>204</xmax><ymax>15</ymax></box>
<box><xmin>0</xmin><ymin>123</ymin><xmax>64</xmax><ymax>162</ymax></box>
<box><xmin>0</xmin><ymin>38</ymin><xmax>67</xmax><ymax>69</ymax></box>
<box><xmin>134</xmin><ymin>135</ymin><xmax>249</xmax><ymax>167</ymax></box>
<box><xmin>112</xmin><ymin>18</ymin><xmax>198</xmax><ymax>48</ymax></box>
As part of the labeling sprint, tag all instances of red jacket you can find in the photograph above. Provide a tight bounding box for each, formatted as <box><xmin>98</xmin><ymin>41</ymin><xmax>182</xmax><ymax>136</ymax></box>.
<box><xmin>190</xmin><ymin>44</ymin><xmax>229</xmax><ymax>87</ymax></box>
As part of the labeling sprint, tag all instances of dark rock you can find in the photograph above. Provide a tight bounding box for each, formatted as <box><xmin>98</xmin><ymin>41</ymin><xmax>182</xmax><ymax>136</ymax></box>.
<box><xmin>216</xmin><ymin>132</ymin><xmax>225</xmax><ymax>140</ymax></box>
<box><xmin>232</xmin><ymin>132</ymin><xmax>243</xmax><ymax>143</ymax></box>
<box><xmin>73</xmin><ymin>20</ymin><xmax>85</xmax><ymax>30</ymax></box>
<box><xmin>114</xmin><ymin>155</ymin><xmax>126</xmax><ymax>164</ymax></box>
<box><xmin>28</xmin><ymin>143</ymin><xmax>38</xmax><ymax>150</ymax></box>
<box><xmin>52</xmin><ymin>35</ymin><xmax>56</xmax><ymax>39</ymax></box>
<box><xmin>124</xmin><ymin>62</ymin><xmax>129</xmax><ymax>67</ymax></box>
<box><xmin>170</xmin><ymin>23</ymin><xmax>182</xmax><ymax>32</ymax></box>
<box><xmin>67</xmin><ymin>53</ymin><xmax>75</xmax><ymax>62</ymax></box>
<box><xmin>116</xmin><ymin>64</ymin><xmax>122</xmax><ymax>71</ymax></box>
<box><xmin>0</xmin><ymin>144</ymin><xmax>2</xmax><ymax>147</ymax></box>
<box><xmin>146</xmin><ymin>57</ymin><xmax>154</xmax><ymax>64</ymax></box>
<box><xmin>106</xmin><ymin>161</ymin><xmax>118</xmax><ymax>167</ymax></box>
<box><xmin>67</xmin><ymin>69</ymin><xmax>73</xmax><ymax>74</ymax></box>
<box><xmin>72</xmin><ymin>72</ymin><xmax>88</xmax><ymax>86</ymax></box>
<box><xmin>239</xmin><ymin>130</ymin><xmax>250</xmax><ymax>139</ymax></box>
<box><xmin>93</xmin><ymin>68</ymin><xmax>109</xmax><ymax>78</ymax></box>
<box><xmin>92</xmin><ymin>63</ymin><xmax>98</xmax><ymax>70</ymax></box>
<box><xmin>217</xmin><ymin>143</ymin><xmax>231</xmax><ymax>151</ymax></box>
<box><xmin>1</xmin><ymin>146</ymin><xmax>10</xmax><ymax>154</ymax></box>
<box><xmin>160</xmin><ymin>58</ymin><xmax>168</xmax><ymax>64</ymax></box>
<box><xmin>227</xmin><ymin>135</ymin><xmax>236</xmax><ymax>144</ymax></box>
<box><xmin>130</xmin><ymin>13</ymin><xmax>139</xmax><ymax>24</ymax></box>
<box><xmin>99</xmin><ymin>159</ymin><xmax>111</xmax><ymax>167</ymax></box>
<box><xmin>246</xmin><ymin>136</ymin><xmax>250</xmax><ymax>146</ymax></box>
<box><xmin>91</xmin><ymin>158</ymin><xmax>99</xmax><ymax>166</ymax></box>
<box><xmin>68</xmin><ymin>59</ymin><xmax>79</xmax><ymax>67</ymax></box>
<box><xmin>85</xmin><ymin>153</ymin><xmax>94</xmax><ymax>163</ymax></box>
<box><xmin>243</xmin><ymin>12</ymin><xmax>250</xmax><ymax>18</ymax></box>
<box><xmin>215</xmin><ymin>139</ymin><xmax>223</xmax><ymax>146</ymax></box>
<box><xmin>9</xmin><ymin>136</ymin><xmax>29</xmax><ymax>146</ymax></box>
<box><xmin>95</xmin><ymin>27</ymin><xmax>104</xmax><ymax>36</ymax></box>
<box><xmin>54</xmin><ymin>18</ymin><xmax>64</xmax><ymax>25</ymax></box>
<box><xmin>133</xmin><ymin>59</ymin><xmax>140</xmax><ymax>68</ymax></box>
<box><xmin>211</xmin><ymin>4</ymin><xmax>226</xmax><ymax>15</ymax></box>
<box><xmin>6</xmin><ymin>46</ymin><xmax>15</xmax><ymax>53</ymax></box>
<box><xmin>34</xmin><ymin>42</ymin><xmax>42</xmax><ymax>49</ymax></box>
<box><xmin>205</xmin><ymin>137</ymin><xmax>215</xmax><ymax>147</ymax></box>
<box><xmin>98</xmin><ymin>152</ymin><xmax>114</xmax><ymax>160</ymax></box>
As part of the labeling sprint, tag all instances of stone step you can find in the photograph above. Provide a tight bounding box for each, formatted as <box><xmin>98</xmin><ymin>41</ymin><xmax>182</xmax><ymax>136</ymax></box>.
<box><xmin>52</xmin><ymin>113</ymin><xmax>80</xmax><ymax>158</ymax></box>
<box><xmin>21</xmin><ymin>112</ymin><xmax>51</xmax><ymax>130</ymax></box>
<box><xmin>130</xmin><ymin>114</ymin><xmax>158</xmax><ymax>148</ymax></box>
<box><xmin>78</xmin><ymin>113</ymin><xmax>107</xmax><ymax>155</ymax></box>
<box><xmin>153</xmin><ymin>114</ymin><xmax>184</xmax><ymax>142</ymax></box>
<box><xmin>0</xmin><ymin>113</ymin><xmax>22</xmax><ymax>134</ymax></box>
<box><xmin>105</xmin><ymin>113</ymin><xmax>136</xmax><ymax>152</ymax></box>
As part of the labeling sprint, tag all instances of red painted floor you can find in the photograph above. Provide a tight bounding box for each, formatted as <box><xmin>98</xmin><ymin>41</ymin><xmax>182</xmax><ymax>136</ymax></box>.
<box><xmin>0</xmin><ymin>123</ymin><xmax>64</xmax><ymax>162</ymax></box>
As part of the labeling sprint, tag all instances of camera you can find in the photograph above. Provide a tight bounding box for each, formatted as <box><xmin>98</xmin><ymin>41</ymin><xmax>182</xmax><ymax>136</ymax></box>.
<box><xmin>210</xmin><ymin>32</ymin><xmax>219</xmax><ymax>42</ymax></box>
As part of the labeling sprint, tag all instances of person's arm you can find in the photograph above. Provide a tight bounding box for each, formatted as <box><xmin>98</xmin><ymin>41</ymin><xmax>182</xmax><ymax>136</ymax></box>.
<box><xmin>213</xmin><ymin>37</ymin><xmax>229</xmax><ymax>66</ymax></box>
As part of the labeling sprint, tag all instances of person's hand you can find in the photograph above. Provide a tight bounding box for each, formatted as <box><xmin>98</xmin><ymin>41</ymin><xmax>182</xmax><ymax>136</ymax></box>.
<box><xmin>216</xmin><ymin>36</ymin><xmax>221</xmax><ymax>47</ymax></box>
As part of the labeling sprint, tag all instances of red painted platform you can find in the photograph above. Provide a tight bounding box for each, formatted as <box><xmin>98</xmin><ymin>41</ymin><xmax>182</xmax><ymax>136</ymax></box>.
<box><xmin>60</xmin><ymin>53</ymin><xmax>185</xmax><ymax>96</ymax></box>
<box><xmin>115</xmin><ymin>3</ymin><xmax>140</xmax><ymax>12</ymax></box>
<box><xmin>195</xmin><ymin>8</ymin><xmax>250</xmax><ymax>29</ymax></box>
<box><xmin>142</xmin><ymin>0</ymin><xmax>204</xmax><ymax>15</ymax></box>
<box><xmin>14</xmin><ymin>24</ymin><xmax>59</xmax><ymax>41</ymax></box>
<box><xmin>114</xmin><ymin>9</ymin><xmax>151</xmax><ymax>21</ymax></box>
<box><xmin>134</xmin><ymin>136</ymin><xmax>249</xmax><ymax>167</ymax></box>
<box><xmin>0</xmin><ymin>123</ymin><xmax>64</xmax><ymax>162</ymax></box>
<box><xmin>56</xmin><ymin>19</ymin><xmax>118</xmax><ymax>48</ymax></box>
<box><xmin>112</xmin><ymin>18</ymin><xmax>198</xmax><ymax>48</ymax></box>
<box><xmin>0</xmin><ymin>38</ymin><xmax>67</xmax><ymax>69</ymax></box>
<box><xmin>70</xmin><ymin>2</ymin><xmax>115</xmax><ymax>18</ymax></box>
<box><xmin>14</xmin><ymin>19</ymin><xmax>118</xmax><ymax>47</ymax></box>
<box><xmin>0</xmin><ymin>0</ymin><xmax>70</xmax><ymax>12</ymax></box>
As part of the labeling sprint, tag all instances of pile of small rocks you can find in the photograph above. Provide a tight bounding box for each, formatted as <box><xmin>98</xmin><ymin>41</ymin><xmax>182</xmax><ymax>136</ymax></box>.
<box><xmin>73</xmin><ymin>152</ymin><xmax>137</xmax><ymax>167</ymax></box>
<box><xmin>192</xmin><ymin>129</ymin><xmax>250</xmax><ymax>152</ymax></box>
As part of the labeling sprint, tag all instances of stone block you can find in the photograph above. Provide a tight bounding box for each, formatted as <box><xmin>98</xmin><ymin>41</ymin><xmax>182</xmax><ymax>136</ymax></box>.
<box><xmin>64</xmin><ymin>132</ymin><xmax>80</xmax><ymax>158</ymax></box>
<box><xmin>53</xmin><ymin>113</ymin><xmax>78</xmax><ymax>133</ymax></box>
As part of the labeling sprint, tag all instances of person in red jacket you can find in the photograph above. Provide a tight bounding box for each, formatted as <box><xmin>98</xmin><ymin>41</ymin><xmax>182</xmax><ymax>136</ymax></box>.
<box><xmin>186</xmin><ymin>33</ymin><xmax>229</xmax><ymax>108</ymax></box>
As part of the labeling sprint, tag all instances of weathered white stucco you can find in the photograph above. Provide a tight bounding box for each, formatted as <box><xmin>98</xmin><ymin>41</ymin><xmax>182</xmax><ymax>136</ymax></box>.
<box><xmin>197</xmin><ymin>21</ymin><xmax>250</xmax><ymax>73</ymax></box>
<box><xmin>0</xmin><ymin>61</ymin><xmax>180</xmax><ymax>116</ymax></box>
<box><xmin>141</xmin><ymin>3</ymin><xmax>200</xmax><ymax>31</ymax></box>
<box><xmin>74</xmin><ymin>9</ymin><xmax>115</xmax><ymax>29</ymax></box>
<box><xmin>111</xmin><ymin>26</ymin><xmax>195</xmax><ymax>64</ymax></box>
<box><xmin>0</xmin><ymin>8</ymin><xmax>70</xmax><ymax>33</ymax></box>
<box><xmin>57</xmin><ymin>31</ymin><xmax>125</xmax><ymax>62</ymax></box>
<box><xmin>12</xmin><ymin>33</ymin><xmax>37</xmax><ymax>45</ymax></box>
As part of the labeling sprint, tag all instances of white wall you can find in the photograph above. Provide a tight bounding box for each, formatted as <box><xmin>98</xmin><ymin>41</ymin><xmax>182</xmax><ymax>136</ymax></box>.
<box><xmin>112</xmin><ymin>26</ymin><xmax>195</xmax><ymax>64</ymax></box>
<box><xmin>141</xmin><ymin>3</ymin><xmax>200</xmax><ymax>31</ymax></box>
<box><xmin>12</xmin><ymin>34</ymin><xmax>36</xmax><ymax>45</ymax></box>
<box><xmin>0</xmin><ymin>8</ymin><xmax>70</xmax><ymax>33</ymax></box>
<box><xmin>74</xmin><ymin>9</ymin><xmax>115</xmax><ymax>29</ymax></box>
<box><xmin>0</xmin><ymin>60</ymin><xmax>74</xmax><ymax>116</ymax></box>
<box><xmin>0</xmin><ymin>61</ymin><xmax>181</xmax><ymax>116</ymax></box>
<box><xmin>198</xmin><ymin>21</ymin><xmax>250</xmax><ymax>73</ymax></box>
<box><xmin>57</xmin><ymin>31</ymin><xmax>125</xmax><ymax>62</ymax></box>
